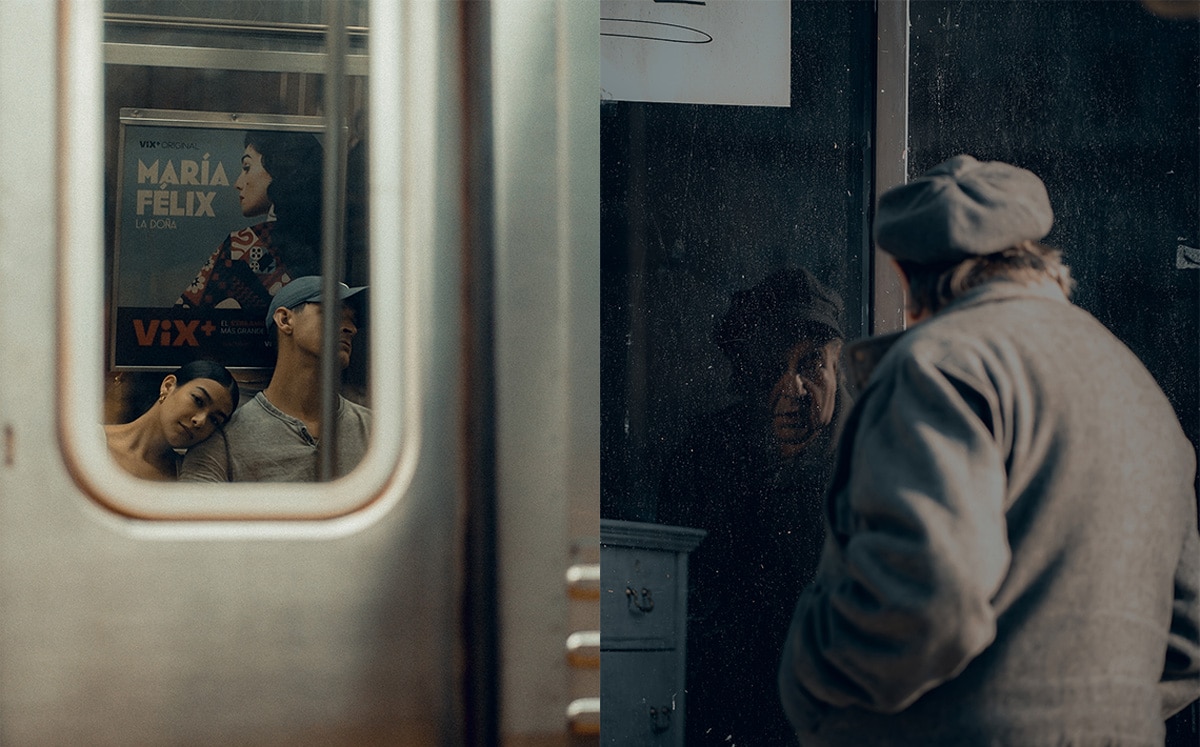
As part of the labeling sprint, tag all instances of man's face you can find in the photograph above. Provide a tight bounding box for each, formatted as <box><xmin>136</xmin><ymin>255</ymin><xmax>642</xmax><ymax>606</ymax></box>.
<box><xmin>288</xmin><ymin>301</ymin><xmax>359</xmax><ymax>369</ymax></box>
<box><xmin>765</xmin><ymin>338</ymin><xmax>842</xmax><ymax>458</ymax></box>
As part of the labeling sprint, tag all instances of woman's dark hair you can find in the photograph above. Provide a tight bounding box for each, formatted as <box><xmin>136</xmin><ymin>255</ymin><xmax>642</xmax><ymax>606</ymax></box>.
<box><xmin>171</xmin><ymin>360</ymin><xmax>240</xmax><ymax>412</ymax></box>
<box><xmin>898</xmin><ymin>241</ymin><xmax>1075</xmax><ymax>318</ymax></box>
<box><xmin>244</xmin><ymin>130</ymin><xmax>323</xmax><ymax>276</ymax></box>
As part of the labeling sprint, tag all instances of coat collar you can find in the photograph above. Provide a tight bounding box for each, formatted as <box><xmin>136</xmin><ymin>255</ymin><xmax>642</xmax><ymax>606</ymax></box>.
<box><xmin>844</xmin><ymin>281</ymin><xmax>1069</xmax><ymax>394</ymax></box>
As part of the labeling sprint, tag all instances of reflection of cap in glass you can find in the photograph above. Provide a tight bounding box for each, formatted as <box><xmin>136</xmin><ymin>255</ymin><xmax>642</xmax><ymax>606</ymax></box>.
<box><xmin>874</xmin><ymin>154</ymin><xmax>1054</xmax><ymax>264</ymax></box>
<box><xmin>715</xmin><ymin>266</ymin><xmax>844</xmax><ymax>360</ymax></box>
<box><xmin>265</xmin><ymin>275</ymin><xmax>367</xmax><ymax>330</ymax></box>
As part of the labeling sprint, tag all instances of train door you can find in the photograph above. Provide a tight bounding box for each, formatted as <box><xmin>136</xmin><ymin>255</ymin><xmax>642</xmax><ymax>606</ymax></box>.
<box><xmin>601</xmin><ymin>0</ymin><xmax>1197</xmax><ymax>744</ymax></box>
<box><xmin>0</xmin><ymin>1</ymin><xmax>597</xmax><ymax>745</ymax></box>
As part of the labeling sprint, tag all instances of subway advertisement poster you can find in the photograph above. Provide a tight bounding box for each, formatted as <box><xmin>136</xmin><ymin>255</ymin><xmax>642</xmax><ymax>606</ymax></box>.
<box><xmin>111</xmin><ymin>109</ymin><xmax>323</xmax><ymax>370</ymax></box>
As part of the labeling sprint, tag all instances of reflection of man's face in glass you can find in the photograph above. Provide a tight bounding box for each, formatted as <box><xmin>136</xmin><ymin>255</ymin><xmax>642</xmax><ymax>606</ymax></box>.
<box><xmin>765</xmin><ymin>337</ymin><xmax>842</xmax><ymax>458</ymax></box>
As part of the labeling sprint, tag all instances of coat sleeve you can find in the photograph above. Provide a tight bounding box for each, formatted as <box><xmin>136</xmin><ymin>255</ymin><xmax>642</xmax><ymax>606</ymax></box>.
<box><xmin>780</xmin><ymin>351</ymin><xmax>1011</xmax><ymax>719</ymax></box>
<box><xmin>1160</xmin><ymin>516</ymin><xmax>1200</xmax><ymax>718</ymax></box>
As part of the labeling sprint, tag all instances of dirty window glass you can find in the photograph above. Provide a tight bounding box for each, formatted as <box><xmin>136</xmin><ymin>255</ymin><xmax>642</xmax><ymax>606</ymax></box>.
<box><xmin>599</xmin><ymin>3</ymin><xmax>874</xmax><ymax>742</ymax></box>
<box><xmin>908</xmin><ymin>0</ymin><xmax>1199</xmax><ymax>466</ymax></box>
<box><xmin>601</xmin><ymin>2</ymin><xmax>873</xmax><ymax>523</ymax></box>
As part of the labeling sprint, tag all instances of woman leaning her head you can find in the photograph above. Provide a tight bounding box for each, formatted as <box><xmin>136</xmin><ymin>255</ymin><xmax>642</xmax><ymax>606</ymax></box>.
<box><xmin>104</xmin><ymin>360</ymin><xmax>240</xmax><ymax>481</ymax></box>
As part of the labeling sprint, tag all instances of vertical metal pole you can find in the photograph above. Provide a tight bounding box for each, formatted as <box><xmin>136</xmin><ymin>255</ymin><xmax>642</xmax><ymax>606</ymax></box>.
<box><xmin>319</xmin><ymin>0</ymin><xmax>349</xmax><ymax>481</ymax></box>
<box><xmin>872</xmin><ymin>0</ymin><xmax>909</xmax><ymax>335</ymax></box>
<box><xmin>460</xmin><ymin>2</ymin><xmax>499</xmax><ymax>744</ymax></box>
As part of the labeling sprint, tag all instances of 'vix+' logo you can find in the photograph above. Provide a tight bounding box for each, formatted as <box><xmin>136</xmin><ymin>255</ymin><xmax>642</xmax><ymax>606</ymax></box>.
<box><xmin>133</xmin><ymin>319</ymin><xmax>217</xmax><ymax>347</ymax></box>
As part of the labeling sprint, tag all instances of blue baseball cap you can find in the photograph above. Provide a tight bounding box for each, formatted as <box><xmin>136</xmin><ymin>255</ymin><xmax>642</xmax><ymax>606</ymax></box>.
<box><xmin>265</xmin><ymin>275</ymin><xmax>367</xmax><ymax>330</ymax></box>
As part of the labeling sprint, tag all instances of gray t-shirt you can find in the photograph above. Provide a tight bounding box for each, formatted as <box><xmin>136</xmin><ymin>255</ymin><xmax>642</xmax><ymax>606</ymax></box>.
<box><xmin>179</xmin><ymin>391</ymin><xmax>371</xmax><ymax>482</ymax></box>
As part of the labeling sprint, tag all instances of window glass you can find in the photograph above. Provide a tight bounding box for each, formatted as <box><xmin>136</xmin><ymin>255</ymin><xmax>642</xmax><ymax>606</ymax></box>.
<box><xmin>599</xmin><ymin>4</ymin><xmax>874</xmax><ymax>741</ymax></box>
<box><xmin>104</xmin><ymin>0</ymin><xmax>367</xmax><ymax>54</ymax></box>
<box><xmin>75</xmin><ymin>0</ymin><xmax>397</xmax><ymax>510</ymax></box>
<box><xmin>601</xmin><ymin>2</ymin><xmax>873</xmax><ymax>523</ymax></box>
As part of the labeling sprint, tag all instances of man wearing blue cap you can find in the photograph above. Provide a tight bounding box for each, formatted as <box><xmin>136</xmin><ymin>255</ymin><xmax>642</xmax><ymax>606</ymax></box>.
<box><xmin>778</xmin><ymin>155</ymin><xmax>1199</xmax><ymax>745</ymax></box>
<box><xmin>180</xmin><ymin>276</ymin><xmax>370</xmax><ymax>482</ymax></box>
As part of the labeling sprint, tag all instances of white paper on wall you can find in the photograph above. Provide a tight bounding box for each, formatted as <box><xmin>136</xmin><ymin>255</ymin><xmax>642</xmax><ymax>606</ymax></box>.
<box><xmin>600</xmin><ymin>0</ymin><xmax>791</xmax><ymax>107</ymax></box>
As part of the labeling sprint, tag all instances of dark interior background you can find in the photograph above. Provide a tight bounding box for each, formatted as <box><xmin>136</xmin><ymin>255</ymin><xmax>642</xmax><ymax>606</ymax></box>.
<box><xmin>907</xmin><ymin>0</ymin><xmax>1198</xmax><ymax>454</ymax></box>
<box><xmin>601</xmin><ymin>1</ymin><xmax>875</xmax><ymax>522</ymax></box>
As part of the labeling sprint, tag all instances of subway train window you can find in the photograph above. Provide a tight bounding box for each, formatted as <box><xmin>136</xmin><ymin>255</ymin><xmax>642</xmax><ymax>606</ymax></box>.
<box><xmin>59</xmin><ymin>0</ymin><xmax>412</xmax><ymax>520</ymax></box>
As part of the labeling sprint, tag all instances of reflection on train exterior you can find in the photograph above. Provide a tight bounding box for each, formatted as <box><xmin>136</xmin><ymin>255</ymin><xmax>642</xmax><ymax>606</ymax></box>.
<box><xmin>2</xmin><ymin>1</ymin><xmax>597</xmax><ymax>746</ymax></box>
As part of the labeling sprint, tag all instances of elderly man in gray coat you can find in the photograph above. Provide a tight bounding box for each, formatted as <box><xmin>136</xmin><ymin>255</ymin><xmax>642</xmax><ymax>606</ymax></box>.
<box><xmin>778</xmin><ymin>154</ymin><xmax>1200</xmax><ymax>746</ymax></box>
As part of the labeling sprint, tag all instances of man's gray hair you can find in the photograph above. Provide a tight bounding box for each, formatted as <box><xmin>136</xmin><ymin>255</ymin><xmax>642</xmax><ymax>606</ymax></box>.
<box><xmin>898</xmin><ymin>241</ymin><xmax>1075</xmax><ymax>318</ymax></box>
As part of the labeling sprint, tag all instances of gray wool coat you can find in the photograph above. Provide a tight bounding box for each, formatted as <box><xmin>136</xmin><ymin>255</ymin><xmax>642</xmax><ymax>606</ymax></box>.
<box><xmin>778</xmin><ymin>281</ymin><xmax>1200</xmax><ymax>746</ymax></box>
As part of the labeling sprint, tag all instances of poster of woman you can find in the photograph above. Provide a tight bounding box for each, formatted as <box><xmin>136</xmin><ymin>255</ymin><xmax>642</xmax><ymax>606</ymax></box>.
<box><xmin>110</xmin><ymin>108</ymin><xmax>324</xmax><ymax>370</ymax></box>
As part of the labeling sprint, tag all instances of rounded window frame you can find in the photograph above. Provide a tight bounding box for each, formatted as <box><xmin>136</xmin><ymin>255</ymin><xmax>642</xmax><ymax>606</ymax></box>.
<box><xmin>57</xmin><ymin>0</ymin><xmax>419</xmax><ymax>530</ymax></box>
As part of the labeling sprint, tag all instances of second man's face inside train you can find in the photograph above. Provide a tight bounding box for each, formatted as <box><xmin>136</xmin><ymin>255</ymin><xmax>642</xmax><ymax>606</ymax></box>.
<box><xmin>287</xmin><ymin>301</ymin><xmax>360</xmax><ymax>369</ymax></box>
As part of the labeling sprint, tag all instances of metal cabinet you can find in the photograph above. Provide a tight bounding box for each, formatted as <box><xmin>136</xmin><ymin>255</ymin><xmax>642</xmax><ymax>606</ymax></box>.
<box><xmin>599</xmin><ymin>519</ymin><xmax>704</xmax><ymax>746</ymax></box>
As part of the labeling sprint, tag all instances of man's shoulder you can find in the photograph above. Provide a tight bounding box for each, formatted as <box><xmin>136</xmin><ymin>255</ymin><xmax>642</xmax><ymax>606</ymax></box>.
<box><xmin>857</xmin><ymin>315</ymin><xmax>1004</xmax><ymax>404</ymax></box>
<box><xmin>220</xmin><ymin>393</ymin><xmax>293</xmax><ymax>440</ymax></box>
<box><xmin>340</xmin><ymin>396</ymin><xmax>372</xmax><ymax>425</ymax></box>
<box><xmin>227</xmin><ymin>392</ymin><xmax>272</xmax><ymax>422</ymax></box>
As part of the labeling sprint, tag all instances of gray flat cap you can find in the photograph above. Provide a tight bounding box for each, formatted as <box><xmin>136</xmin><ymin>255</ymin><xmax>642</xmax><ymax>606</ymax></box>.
<box><xmin>874</xmin><ymin>154</ymin><xmax>1054</xmax><ymax>264</ymax></box>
